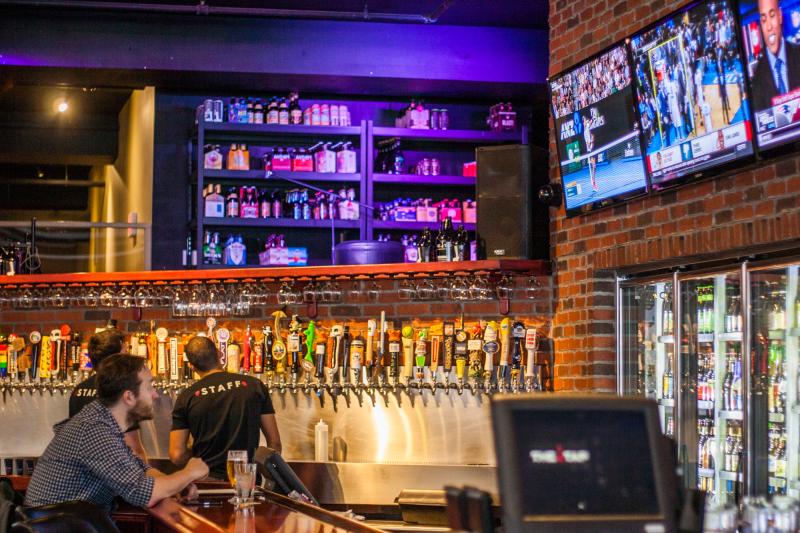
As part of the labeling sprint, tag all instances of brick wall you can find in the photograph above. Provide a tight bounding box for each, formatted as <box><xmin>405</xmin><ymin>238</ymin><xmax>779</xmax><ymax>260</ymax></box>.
<box><xmin>548</xmin><ymin>0</ymin><xmax>800</xmax><ymax>392</ymax></box>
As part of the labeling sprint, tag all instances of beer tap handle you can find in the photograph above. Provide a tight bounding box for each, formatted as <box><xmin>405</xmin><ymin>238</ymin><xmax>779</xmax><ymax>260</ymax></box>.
<box><xmin>401</xmin><ymin>325</ymin><xmax>414</xmax><ymax>387</ymax></box>
<box><xmin>525</xmin><ymin>328</ymin><xmax>539</xmax><ymax>392</ymax></box>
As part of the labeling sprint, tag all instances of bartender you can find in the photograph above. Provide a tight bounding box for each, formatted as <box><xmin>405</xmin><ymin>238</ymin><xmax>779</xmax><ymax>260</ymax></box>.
<box><xmin>169</xmin><ymin>336</ymin><xmax>281</xmax><ymax>479</ymax></box>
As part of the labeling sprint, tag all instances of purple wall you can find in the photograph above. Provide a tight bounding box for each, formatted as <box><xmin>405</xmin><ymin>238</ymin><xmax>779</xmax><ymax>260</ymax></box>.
<box><xmin>0</xmin><ymin>9</ymin><xmax>547</xmax><ymax>86</ymax></box>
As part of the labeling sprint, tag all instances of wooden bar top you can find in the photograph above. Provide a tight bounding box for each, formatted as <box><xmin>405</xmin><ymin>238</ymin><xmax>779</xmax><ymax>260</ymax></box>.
<box><xmin>148</xmin><ymin>489</ymin><xmax>386</xmax><ymax>533</ymax></box>
<box><xmin>0</xmin><ymin>259</ymin><xmax>548</xmax><ymax>287</ymax></box>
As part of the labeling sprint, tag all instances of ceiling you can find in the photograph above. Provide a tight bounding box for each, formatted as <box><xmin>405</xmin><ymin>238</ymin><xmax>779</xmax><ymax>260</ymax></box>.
<box><xmin>5</xmin><ymin>0</ymin><xmax>549</xmax><ymax>29</ymax></box>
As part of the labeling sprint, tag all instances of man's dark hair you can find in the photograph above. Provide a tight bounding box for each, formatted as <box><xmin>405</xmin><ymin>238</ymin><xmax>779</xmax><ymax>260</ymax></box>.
<box><xmin>87</xmin><ymin>329</ymin><xmax>126</xmax><ymax>368</ymax></box>
<box><xmin>185</xmin><ymin>336</ymin><xmax>221</xmax><ymax>372</ymax></box>
<box><xmin>96</xmin><ymin>354</ymin><xmax>146</xmax><ymax>407</ymax></box>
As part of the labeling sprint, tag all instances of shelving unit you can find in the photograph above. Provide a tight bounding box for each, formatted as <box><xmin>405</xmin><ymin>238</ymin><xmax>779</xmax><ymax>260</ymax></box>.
<box><xmin>192</xmin><ymin>117</ymin><xmax>527</xmax><ymax>267</ymax></box>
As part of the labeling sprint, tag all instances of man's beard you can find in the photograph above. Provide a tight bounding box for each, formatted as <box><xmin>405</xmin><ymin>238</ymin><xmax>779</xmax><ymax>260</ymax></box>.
<box><xmin>127</xmin><ymin>396</ymin><xmax>154</xmax><ymax>428</ymax></box>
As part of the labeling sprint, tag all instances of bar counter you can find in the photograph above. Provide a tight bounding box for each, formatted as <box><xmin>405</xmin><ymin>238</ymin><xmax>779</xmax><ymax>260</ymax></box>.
<box><xmin>8</xmin><ymin>476</ymin><xmax>387</xmax><ymax>533</ymax></box>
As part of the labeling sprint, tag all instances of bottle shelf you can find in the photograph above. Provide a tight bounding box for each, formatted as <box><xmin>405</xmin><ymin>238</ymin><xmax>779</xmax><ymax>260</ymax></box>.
<box><xmin>657</xmin><ymin>335</ymin><xmax>674</xmax><ymax>344</ymax></box>
<box><xmin>658</xmin><ymin>398</ymin><xmax>675</xmax><ymax>407</ymax></box>
<box><xmin>720</xmin><ymin>470</ymin><xmax>743</xmax><ymax>482</ymax></box>
<box><xmin>768</xmin><ymin>329</ymin><xmax>787</xmax><ymax>340</ymax></box>
<box><xmin>202</xmin><ymin>121</ymin><xmax>362</xmax><ymax>137</ymax></box>
<box><xmin>698</xmin><ymin>401</ymin><xmax>714</xmax><ymax>410</ymax></box>
<box><xmin>372</xmin><ymin>126</ymin><xmax>521</xmax><ymax>143</ymax></box>
<box><xmin>698</xmin><ymin>468</ymin><xmax>715</xmax><ymax>478</ymax></box>
<box><xmin>719</xmin><ymin>410</ymin><xmax>744</xmax><ymax>420</ymax></box>
<box><xmin>770</xmin><ymin>476</ymin><xmax>787</xmax><ymax>489</ymax></box>
<box><xmin>201</xmin><ymin>217</ymin><xmax>360</xmax><ymax>230</ymax></box>
<box><xmin>202</xmin><ymin>169</ymin><xmax>361</xmax><ymax>183</ymax></box>
<box><xmin>373</xmin><ymin>220</ymin><xmax>476</xmax><ymax>232</ymax></box>
<box><xmin>769</xmin><ymin>412</ymin><xmax>786</xmax><ymax>423</ymax></box>
<box><xmin>372</xmin><ymin>173</ymin><xmax>476</xmax><ymax>187</ymax></box>
<box><xmin>697</xmin><ymin>333</ymin><xmax>714</xmax><ymax>343</ymax></box>
<box><xmin>717</xmin><ymin>331</ymin><xmax>743</xmax><ymax>342</ymax></box>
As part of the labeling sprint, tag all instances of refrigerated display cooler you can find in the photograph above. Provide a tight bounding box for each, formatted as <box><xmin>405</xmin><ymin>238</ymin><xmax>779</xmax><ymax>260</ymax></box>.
<box><xmin>618</xmin><ymin>259</ymin><xmax>800</xmax><ymax>505</ymax></box>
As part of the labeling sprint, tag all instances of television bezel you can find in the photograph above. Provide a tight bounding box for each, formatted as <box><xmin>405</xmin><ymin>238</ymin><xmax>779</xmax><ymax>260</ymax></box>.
<box><xmin>548</xmin><ymin>41</ymin><xmax>651</xmax><ymax>218</ymax></box>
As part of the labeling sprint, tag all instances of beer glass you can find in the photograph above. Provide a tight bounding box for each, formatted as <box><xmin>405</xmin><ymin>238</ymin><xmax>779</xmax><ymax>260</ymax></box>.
<box><xmin>234</xmin><ymin>463</ymin><xmax>257</xmax><ymax>509</ymax></box>
<box><xmin>227</xmin><ymin>450</ymin><xmax>248</xmax><ymax>503</ymax></box>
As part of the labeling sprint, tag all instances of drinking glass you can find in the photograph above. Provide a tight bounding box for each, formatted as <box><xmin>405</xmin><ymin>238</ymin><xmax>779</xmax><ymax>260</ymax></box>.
<box><xmin>99</xmin><ymin>285</ymin><xmax>116</xmax><ymax>307</ymax></box>
<box><xmin>525</xmin><ymin>276</ymin><xmax>541</xmax><ymax>299</ymax></box>
<box><xmin>398</xmin><ymin>279</ymin><xmax>416</xmax><ymax>300</ymax></box>
<box><xmin>85</xmin><ymin>285</ymin><xmax>100</xmax><ymax>308</ymax></box>
<box><xmin>742</xmin><ymin>495</ymin><xmax>771</xmax><ymax>533</ymax></box>
<box><xmin>416</xmin><ymin>278</ymin><xmax>437</xmax><ymax>301</ymax></box>
<box><xmin>277</xmin><ymin>282</ymin><xmax>294</xmax><ymax>305</ymax></box>
<box><xmin>234</xmin><ymin>463</ymin><xmax>257</xmax><ymax>509</ymax></box>
<box><xmin>496</xmin><ymin>275</ymin><xmax>514</xmax><ymax>300</ymax></box>
<box><xmin>450</xmin><ymin>276</ymin><xmax>470</xmax><ymax>301</ymax></box>
<box><xmin>347</xmin><ymin>280</ymin><xmax>363</xmax><ymax>303</ymax></box>
<box><xmin>772</xmin><ymin>495</ymin><xmax>799</xmax><ymax>533</ymax></box>
<box><xmin>227</xmin><ymin>450</ymin><xmax>248</xmax><ymax>503</ymax></box>
<box><xmin>703</xmin><ymin>503</ymin><xmax>737</xmax><ymax>533</ymax></box>
<box><xmin>367</xmin><ymin>279</ymin><xmax>381</xmax><ymax>303</ymax></box>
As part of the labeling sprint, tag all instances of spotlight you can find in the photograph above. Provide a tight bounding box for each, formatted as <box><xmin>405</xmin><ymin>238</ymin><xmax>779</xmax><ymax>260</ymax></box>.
<box><xmin>53</xmin><ymin>97</ymin><xmax>69</xmax><ymax>114</ymax></box>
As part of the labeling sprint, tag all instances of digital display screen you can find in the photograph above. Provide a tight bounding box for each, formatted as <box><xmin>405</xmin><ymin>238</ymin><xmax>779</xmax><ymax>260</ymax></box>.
<box><xmin>740</xmin><ymin>0</ymin><xmax>800</xmax><ymax>150</ymax></box>
<box><xmin>510</xmin><ymin>409</ymin><xmax>659</xmax><ymax>517</ymax></box>
<box><xmin>630</xmin><ymin>0</ymin><xmax>754</xmax><ymax>189</ymax></box>
<box><xmin>550</xmin><ymin>45</ymin><xmax>649</xmax><ymax>215</ymax></box>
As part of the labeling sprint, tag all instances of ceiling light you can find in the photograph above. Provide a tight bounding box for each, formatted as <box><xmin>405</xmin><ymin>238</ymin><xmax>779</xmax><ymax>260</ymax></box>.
<box><xmin>53</xmin><ymin>97</ymin><xmax>69</xmax><ymax>113</ymax></box>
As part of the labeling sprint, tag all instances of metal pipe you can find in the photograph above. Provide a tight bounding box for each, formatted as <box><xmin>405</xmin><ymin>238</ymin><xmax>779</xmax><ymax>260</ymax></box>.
<box><xmin>0</xmin><ymin>179</ymin><xmax>106</xmax><ymax>188</ymax></box>
<box><xmin>0</xmin><ymin>0</ymin><xmax>435</xmax><ymax>23</ymax></box>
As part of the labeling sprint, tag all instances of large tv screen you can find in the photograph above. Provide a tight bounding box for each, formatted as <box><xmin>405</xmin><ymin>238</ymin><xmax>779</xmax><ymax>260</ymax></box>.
<box><xmin>739</xmin><ymin>0</ymin><xmax>800</xmax><ymax>151</ymax></box>
<box><xmin>630</xmin><ymin>0</ymin><xmax>755</xmax><ymax>189</ymax></box>
<box><xmin>549</xmin><ymin>44</ymin><xmax>649</xmax><ymax>216</ymax></box>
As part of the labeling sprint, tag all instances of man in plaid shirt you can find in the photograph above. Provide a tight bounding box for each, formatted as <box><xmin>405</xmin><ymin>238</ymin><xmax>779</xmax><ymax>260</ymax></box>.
<box><xmin>25</xmin><ymin>354</ymin><xmax>208</xmax><ymax>512</ymax></box>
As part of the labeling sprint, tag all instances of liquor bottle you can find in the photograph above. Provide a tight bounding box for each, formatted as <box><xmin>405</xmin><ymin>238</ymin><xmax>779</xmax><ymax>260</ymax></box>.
<box><xmin>662</xmin><ymin>353</ymin><xmax>674</xmax><ymax>400</ymax></box>
<box><xmin>226</xmin><ymin>188</ymin><xmax>239</xmax><ymax>218</ymax></box>
<box><xmin>732</xmin><ymin>356</ymin><xmax>742</xmax><ymax>411</ymax></box>
<box><xmin>435</xmin><ymin>217</ymin><xmax>455</xmax><ymax>262</ymax></box>
<box><xmin>696</xmin><ymin>287</ymin><xmax>705</xmax><ymax>334</ymax></box>
<box><xmin>454</xmin><ymin>225</ymin><xmax>469</xmax><ymax>262</ymax></box>
<box><xmin>289</xmin><ymin>94</ymin><xmax>303</xmax><ymax>125</ymax></box>
<box><xmin>278</xmin><ymin>99</ymin><xmax>289</xmax><ymax>125</ymax></box>
<box><xmin>417</xmin><ymin>227</ymin><xmax>433</xmax><ymax>263</ymax></box>
<box><xmin>267</xmin><ymin>98</ymin><xmax>279</xmax><ymax>125</ymax></box>
<box><xmin>722</xmin><ymin>356</ymin><xmax>733</xmax><ymax>410</ymax></box>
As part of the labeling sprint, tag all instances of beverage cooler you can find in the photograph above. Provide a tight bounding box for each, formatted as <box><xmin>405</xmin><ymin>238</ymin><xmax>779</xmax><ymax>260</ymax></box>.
<box><xmin>618</xmin><ymin>259</ymin><xmax>800</xmax><ymax>505</ymax></box>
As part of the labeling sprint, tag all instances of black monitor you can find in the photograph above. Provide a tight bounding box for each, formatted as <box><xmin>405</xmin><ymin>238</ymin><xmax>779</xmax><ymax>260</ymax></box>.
<box><xmin>739</xmin><ymin>0</ymin><xmax>800</xmax><ymax>154</ymax></box>
<box><xmin>549</xmin><ymin>43</ymin><xmax>650</xmax><ymax>216</ymax></box>
<box><xmin>491</xmin><ymin>395</ymin><xmax>677</xmax><ymax>532</ymax></box>
<box><xmin>629</xmin><ymin>0</ymin><xmax>755</xmax><ymax>190</ymax></box>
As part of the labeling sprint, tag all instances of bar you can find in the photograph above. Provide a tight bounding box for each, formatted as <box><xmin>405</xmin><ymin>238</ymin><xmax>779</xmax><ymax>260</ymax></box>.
<box><xmin>2</xmin><ymin>0</ymin><xmax>800</xmax><ymax>531</ymax></box>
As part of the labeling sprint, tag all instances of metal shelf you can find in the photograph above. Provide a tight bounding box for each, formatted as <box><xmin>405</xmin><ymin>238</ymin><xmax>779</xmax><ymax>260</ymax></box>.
<box><xmin>697</xmin><ymin>333</ymin><xmax>714</xmax><ymax>343</ymax></box>
<box><xmin>202</xmin><ymin>169</ymin><xmax>360</xmax><ymax>183</ymax></box>
<box><xmin>720</xmin><ymin>470</ymin><xmax>743</xmax><ymax>482</ymax></box>
<box><xmin>373</xmin><ymin>220</ymin><xmax>475</xmax><ymax>231</ymax></box>
<box><xmin>698</xmin><ymin>468</ymin><xmax>715</xmax><ymax>478</ymax></box>
<box><xmin>372</xmin><ymin>126</ymin><xmax>521</xmax><ymax>143</ymax></box>
<box><xmin>698</xmin><ymin>401</ymin><xmax>714</xmax><ymax>410</ymax></box>
<box><xmin>202</xmin><ymin>121</ymin><xmax>361</xmax><ymax>137</ymax></box>
<box><xmin>658</xmin><ymin>398</ymin><xmax>675</xmax><ymax>407</ymax></box>
<box><xmin>769</xmin><ymin>329</ymin><xmax>787</xmax><ymax>341</ymax></box>
<box><xmin>769</xmin><ymin>412</ymin><xmax>786</xmax><ymax>423</ymax></box>
<box><xmin>372</xmin><ymin>173</ymin><xmax>476</xmax><ymax>186</ymax></box>
<box><xmin>201</xmin><ymin>217</ymin><xmax>360</xmax><ymax>229</ymax></box>
<box><xmin>657</xmin><ymin>335</ymin><xmax>674</xmax><ymax>344</ymax></box>
<box><xmin>770</xmin><ymin>476</ymin><xmax>787</xmax><ymax>488</ymax></box>
<box><xmin>719</xmin><ymin>410</ymin><xmax>744</xmax><ymax>420</ymax></box>
<box><xmin>717</xmin><ymin>331</ymin><xmax>743</xmax><ymax>342</ymax></box>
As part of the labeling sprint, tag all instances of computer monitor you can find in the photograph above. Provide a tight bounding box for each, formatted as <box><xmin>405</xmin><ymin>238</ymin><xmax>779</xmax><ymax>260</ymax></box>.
<box><xmin>491</xmin><ymin>395</ymin><xmax>677</xmax><ymax>532</ymax></box>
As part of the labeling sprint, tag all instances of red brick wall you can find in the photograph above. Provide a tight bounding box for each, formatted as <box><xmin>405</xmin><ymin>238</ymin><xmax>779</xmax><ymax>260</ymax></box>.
<box><xmin>549</xmin><ymin>0</ymin><xmax>800</xmax><ymax>392</ymax></box>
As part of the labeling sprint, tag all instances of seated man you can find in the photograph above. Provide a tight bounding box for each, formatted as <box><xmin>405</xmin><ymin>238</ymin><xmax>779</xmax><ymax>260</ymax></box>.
<box><xmin>169</xmin><ymin>336</ymin><xmax>281</xmax><ymax>480</ymax></box>
<box><xmin>69</xmin><ymin>328</ymin><xmax>147</xmax><ymax>460</ymax></box>
<box><xmin>25</xmin><ymin>354</ymin><xmax>208</xmax><ymax>511</ymax></box>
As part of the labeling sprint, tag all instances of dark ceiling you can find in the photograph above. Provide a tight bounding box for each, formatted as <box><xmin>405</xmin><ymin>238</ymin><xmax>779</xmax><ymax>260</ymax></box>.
<box><xmin>9</xmin><ymin>0</ymin><xmax>549</xmax><ymax>29</ymax></box>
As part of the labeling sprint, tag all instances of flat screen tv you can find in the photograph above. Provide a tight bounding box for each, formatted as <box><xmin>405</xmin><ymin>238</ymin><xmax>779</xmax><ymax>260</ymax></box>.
<box><xmin>739</xmin><ymin>0</ymin><xmax>800</xmax><ymax>153</ymax></box>
<box><xmin>549</xmin><ymin>44</ymin><xmax>649</xmax><ymax>216</ymax></box>
<box><xmin>630</xmin><ymin>0</ymin><xmax>755</xmax><ymax>190</ymax></box>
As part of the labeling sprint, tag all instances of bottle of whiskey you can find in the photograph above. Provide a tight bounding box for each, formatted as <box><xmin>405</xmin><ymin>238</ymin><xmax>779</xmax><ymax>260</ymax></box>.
<box><xmin>435</xmin><ymin>217</ymin><xmax>455</xmax><ymax>262</ymax></box>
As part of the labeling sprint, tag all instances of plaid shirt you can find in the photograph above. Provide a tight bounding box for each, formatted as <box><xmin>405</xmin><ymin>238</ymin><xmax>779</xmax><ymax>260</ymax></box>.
<box><xmin>24</xmin><ymin>400</ymin><xmax>154</xmax><ymax>511</ymax></box>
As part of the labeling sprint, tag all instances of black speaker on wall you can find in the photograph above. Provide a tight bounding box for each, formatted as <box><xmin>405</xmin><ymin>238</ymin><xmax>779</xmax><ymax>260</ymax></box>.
<box><xmin>476</xmin><ymin>144</ymin><xmax>548</xmax><ymax>260</ymax></box>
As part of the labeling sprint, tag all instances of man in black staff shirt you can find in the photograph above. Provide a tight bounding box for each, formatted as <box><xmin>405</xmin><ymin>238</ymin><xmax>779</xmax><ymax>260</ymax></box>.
<box><xmin>169</xmin><ymin>336</ymin><xmax>282</xmax><ymax>479</ymax></box>
<box><xmin>25</xmin><ymin>354</ymin><xmax>209</xmax><ymax>512</ymax></box>
<box><xmin>69</xmin><ymin>328</ymin><xmax>147</xmax><ymax>461</ymax></box>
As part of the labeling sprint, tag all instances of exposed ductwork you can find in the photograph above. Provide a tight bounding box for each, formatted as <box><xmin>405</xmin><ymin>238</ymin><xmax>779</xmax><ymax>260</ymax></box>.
<box><xmin>0</xmin><ymin>0</ymin><xmax>459</xmax><ymax>24</ymax></box>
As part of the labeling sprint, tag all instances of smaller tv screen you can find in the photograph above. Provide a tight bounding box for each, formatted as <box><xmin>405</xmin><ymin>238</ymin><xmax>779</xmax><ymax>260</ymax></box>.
<box><xmin>549</xmin><ymin>44</ymin><xmax>649</xmax><ymax>216</ymax></box>
<box><xmin>630</xmin><ymin>0</ymin><xmax>754</xmax><ymax>189</ymax></box>
<box><xmin>739</xmin><ymin>0</ymin><xmax>800</xmax><ymax>151</ymax></box>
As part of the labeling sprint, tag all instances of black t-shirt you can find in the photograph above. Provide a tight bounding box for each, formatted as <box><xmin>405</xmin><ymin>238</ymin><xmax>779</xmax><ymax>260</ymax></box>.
<box><xmin>69</xmin><ymin>374</ymin><xmax>140</xmax><ymax>432</ymax></box>
<box><xmin>171</xmin><ymin>371</ymin><xmax>275</xmax><ymax>479</ymax></box>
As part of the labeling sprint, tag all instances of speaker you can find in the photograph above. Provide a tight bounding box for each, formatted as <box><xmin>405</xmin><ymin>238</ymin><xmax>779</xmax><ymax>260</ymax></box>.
<box><xmin>476</xmin><ymin>144</ymin><xmax>548</xmax><ymax>259</ymax></box>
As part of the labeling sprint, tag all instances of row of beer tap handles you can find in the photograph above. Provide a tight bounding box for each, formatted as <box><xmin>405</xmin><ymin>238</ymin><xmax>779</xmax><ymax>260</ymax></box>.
<box><xmin>0</xmin><ymin>312</ymin><xmax>547</xmax><ymax>396</ymax></box>
<box><xmin>213</xmin><ymin>311</ymin><xmax>546</xmax><ymax>396</ymax></box>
